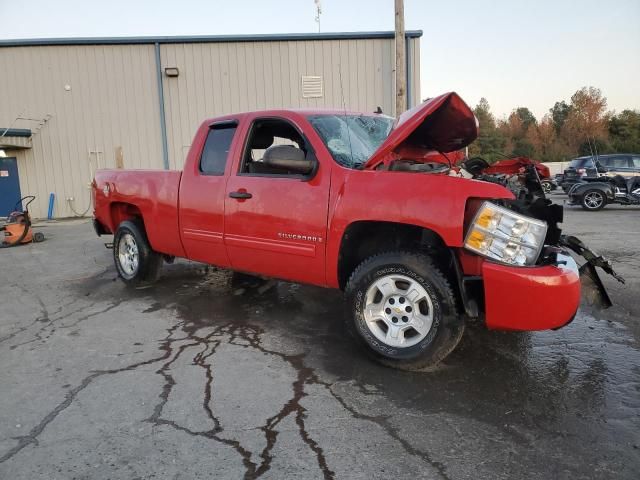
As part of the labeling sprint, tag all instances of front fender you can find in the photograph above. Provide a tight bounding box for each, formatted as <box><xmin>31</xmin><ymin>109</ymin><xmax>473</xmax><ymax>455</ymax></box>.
<box><xmin>325</xmin><ymin>170</ymin><xmax>514</xmax><ymax>287</ymax></box>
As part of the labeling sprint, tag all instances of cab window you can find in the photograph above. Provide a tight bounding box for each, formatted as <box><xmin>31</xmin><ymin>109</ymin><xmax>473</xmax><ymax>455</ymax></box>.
<box><xmin>199</xmin><ymin>123</ymin><xmax>238</xmax><ymax>175</ymax></box>
<box><xmin>240</xmin><ymin>118</ymin><xmax>313</xmax><ymax>176</ymax></box>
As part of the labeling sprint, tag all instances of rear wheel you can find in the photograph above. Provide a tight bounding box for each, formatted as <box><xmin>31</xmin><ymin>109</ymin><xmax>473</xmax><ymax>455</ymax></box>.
<box><xmin>541</xmin><ymin>181</ymin><xmax>553</xmax><ymax>194</ymax></box>
<box><xmin>113</xmin><ymin>220</ymin><xmax>162</xmax><ymax>286</ymax></box>
<box><xmin>345</xmin><ymin>251</ymin><xmax>464</xmax><ymax>371</ymax></box>
<box><xmin>581</xmin><ymin>189</ymin><xmax>606</xmax><ymax>211</ymax></box>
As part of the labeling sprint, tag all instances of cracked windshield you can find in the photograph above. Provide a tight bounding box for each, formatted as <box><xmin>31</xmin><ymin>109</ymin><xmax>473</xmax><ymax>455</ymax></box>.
<box><xmin>308</xmin><ymin>114</ymin><xmax>394</xmax><ymax>168</ymax></box>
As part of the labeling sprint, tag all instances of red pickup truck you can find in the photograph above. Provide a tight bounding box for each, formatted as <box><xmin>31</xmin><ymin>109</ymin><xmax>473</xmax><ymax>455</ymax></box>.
<box><xmin>93</xmin><ymin>92</ymin><xmax>620</xmax><ymax>370</ymax></box>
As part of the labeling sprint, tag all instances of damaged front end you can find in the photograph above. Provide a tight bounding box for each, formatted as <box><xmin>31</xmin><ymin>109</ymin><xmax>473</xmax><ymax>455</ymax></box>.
<box><xmin>474</xmin><ymin>163</ymin><xmax>625</xmax><ymax>310</ymax></box>
<box><xmin>358</xmin><ymin>91</ymin><xmax>624</xmax><ymax>314</ymax></box>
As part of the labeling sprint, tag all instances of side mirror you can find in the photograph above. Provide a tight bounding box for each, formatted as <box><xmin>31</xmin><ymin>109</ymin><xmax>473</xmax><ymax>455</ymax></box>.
<box><xmin>263</xmin><ymin>145</ymin><xmax>315</xmax><ymax>175</ymax></box>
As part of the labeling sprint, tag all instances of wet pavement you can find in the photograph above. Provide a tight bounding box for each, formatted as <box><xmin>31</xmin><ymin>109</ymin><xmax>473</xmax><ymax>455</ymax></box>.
<box><xmin>1</xmin><ymin>198</ymin><xmax>639</xmax><ymax>479</ymax></box>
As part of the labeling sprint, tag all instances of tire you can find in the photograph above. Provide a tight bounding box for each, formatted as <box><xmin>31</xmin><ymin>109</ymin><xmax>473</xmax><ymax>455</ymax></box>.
<box><xmin>541</xmin><ymin>181</ymin><xmax>552</xmax><ymax>194</ymax></box>
<box><xmin>581</xmin><ymin>189</ymin><xmax>607</xmax><ymax>211</ymax></box>
<box><xmin>113</xmin><ymin>220</ymin><xmax>162</xmax><ymax>286</ymax></box>
<box><xmin>345</xmin><ymin>251</ymin><xmax>464</xmax><ymax>371</ymax></box>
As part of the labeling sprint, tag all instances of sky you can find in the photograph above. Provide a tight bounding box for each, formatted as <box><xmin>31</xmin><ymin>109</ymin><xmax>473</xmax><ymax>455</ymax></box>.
<box><xmin>1</xmin><ymin>0</ymin><xmax>638</xmax><ymax>119</ymax></box>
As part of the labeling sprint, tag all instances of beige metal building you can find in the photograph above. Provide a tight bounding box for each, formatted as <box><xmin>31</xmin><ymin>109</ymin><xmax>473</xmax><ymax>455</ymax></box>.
<box><xmin>0</xmin><ymin>31</ymin><xmax>421</xmax><ymax>218</ymax></box>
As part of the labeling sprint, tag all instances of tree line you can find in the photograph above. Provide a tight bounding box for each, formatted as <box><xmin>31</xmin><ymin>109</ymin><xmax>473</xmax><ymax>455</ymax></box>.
<box><xmin>467</xmin><ymin>87</ymin><xmax>640</xmax><ymax>163</ymax></box>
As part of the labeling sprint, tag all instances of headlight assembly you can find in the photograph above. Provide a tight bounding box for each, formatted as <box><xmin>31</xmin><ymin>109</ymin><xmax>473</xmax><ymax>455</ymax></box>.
<box><xmin>464</xmin><ymin>202</ymin><xmax>547</xmax><ymax>266</ymax></box>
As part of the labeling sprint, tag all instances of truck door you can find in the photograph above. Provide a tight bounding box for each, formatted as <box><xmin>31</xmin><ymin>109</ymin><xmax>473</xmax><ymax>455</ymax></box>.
<box><xmin>179</xmin><ymin>120</ymin><xmax>238</xmax><ymax>267</ymax></box>
<box><xmin>224</xmin><ymin>115</ymin><xmax>330</xmax><ymax>286</ymax></box>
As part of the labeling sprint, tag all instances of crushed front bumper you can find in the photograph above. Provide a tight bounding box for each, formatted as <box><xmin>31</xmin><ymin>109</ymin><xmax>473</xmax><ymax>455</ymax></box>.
<box><xmin>483</xmin><ymin>252</ymin><xmax>581</xmax><ymax>331</ymax></box>
<box><xmin>481</xmin><ymin>235</ymin><xmax>624</xmax><ymax>331</ymax></box>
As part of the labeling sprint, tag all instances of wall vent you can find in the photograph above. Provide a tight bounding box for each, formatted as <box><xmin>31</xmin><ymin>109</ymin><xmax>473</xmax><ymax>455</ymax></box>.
<box><xmin>301</xmin><ymin>75</ymin><xmax>323</xmax><ymax>98</ymax></box>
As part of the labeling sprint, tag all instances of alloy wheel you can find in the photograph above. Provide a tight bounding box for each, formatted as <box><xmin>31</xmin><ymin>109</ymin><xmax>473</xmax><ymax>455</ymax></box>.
<box><xmin>584</xmin><ymin>191</ymin><xmax>604</xmax><ymax>209</ymax></box>
<box><xmin>117</xmin><ymin>233</ymin><xmax>139</xmax><ymax>277</ymax></box>
<box><xmin>363</xmin><ymin>274</ymin><xmax>434</xmax><ymax>348</ymax></box>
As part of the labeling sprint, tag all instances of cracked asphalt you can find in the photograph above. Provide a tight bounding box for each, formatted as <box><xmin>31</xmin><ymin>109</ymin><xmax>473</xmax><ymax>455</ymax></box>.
<box><xmin>1</xmin><ymin>196</ymin><xmax>639</xmax><ymax>479</ymax></box>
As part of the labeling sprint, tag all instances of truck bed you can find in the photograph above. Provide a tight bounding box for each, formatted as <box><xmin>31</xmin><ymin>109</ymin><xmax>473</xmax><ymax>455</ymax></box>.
<box><xmin>93</xmin><ymin>169</ymin><xmax>185</xmax><ymax>257</ymax></box>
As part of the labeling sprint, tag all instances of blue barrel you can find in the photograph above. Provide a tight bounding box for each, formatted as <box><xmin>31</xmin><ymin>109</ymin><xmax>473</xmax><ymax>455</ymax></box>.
<box><xmin>47</xmin><ymin>193</ymin><xmax>55</xmax><ymax>220</ymax></box>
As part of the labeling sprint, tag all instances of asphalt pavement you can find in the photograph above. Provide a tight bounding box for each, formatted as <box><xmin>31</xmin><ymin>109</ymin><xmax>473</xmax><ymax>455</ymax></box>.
<box><xmin>1</xmin><ymin>195</ymin><xmax>639</xmax><ymax>479</ymax></box>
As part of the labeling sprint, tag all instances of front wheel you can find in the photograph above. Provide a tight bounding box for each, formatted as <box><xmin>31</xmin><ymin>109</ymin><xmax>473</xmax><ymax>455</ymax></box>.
<box><xmin>581</xmin><ymin>189</ymin><xmax>607</xmax><ymax>211</ymax></box>
<box><xmin>345</xmin><ymin>251</ymin><xmax>464</xmax><ymax>371</ymax></box>
<box><xmin>541</xmin><ymin>181</ymin><xmax>553</xmax><ymax>194</ymax></box>
<box><xmin>113</xmin><ymin>220</ymin><xmax>162</xmax><ymax>286</ymax></box>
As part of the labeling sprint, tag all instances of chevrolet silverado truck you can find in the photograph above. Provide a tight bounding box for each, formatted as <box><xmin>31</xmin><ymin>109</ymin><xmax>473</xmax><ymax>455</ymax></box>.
<box><xmin>92</xmin><ymin>92</ymin><xmax>622</xmax><ymax>370</ymax></box>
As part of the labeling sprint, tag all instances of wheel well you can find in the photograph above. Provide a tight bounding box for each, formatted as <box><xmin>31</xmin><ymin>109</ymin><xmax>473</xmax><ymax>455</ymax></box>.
<box><xmin>337</xmin><ymin>221</ymin><xmax>454</xmax><ymax>290</ymax></box>
<box><xmin>109</xmin><ymin>202</ymin><xmax>144</xmax><ymax>232</ymax></box>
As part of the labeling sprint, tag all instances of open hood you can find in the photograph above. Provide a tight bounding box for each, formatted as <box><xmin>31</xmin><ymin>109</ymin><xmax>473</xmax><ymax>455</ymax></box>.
<box><xmin>364</xmin><ymin>92</ymin><xmax>478</xmax><ymax>170</ymax></box>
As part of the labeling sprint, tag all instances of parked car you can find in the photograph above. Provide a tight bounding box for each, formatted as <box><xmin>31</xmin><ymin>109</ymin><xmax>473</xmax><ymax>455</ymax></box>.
<box><xmin>562</xmin><ymin>154</ymin><xmax>640</xmax><ymax>192</ymax></box>
<box><xmin>92</xmin><ymin>92</ymin><xmax>621</xmax><ymax>371</ymax></box>
<box><xmin>568</xmin><ymin>175</ymin><xmax>640</xmax><ymax>210</ymax></box>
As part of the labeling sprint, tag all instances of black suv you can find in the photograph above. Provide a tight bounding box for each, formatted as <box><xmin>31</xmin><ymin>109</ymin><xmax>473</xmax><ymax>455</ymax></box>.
<box><xmin>561</xmin><ymin>154</ymin><xmax>640</xmax><ymax>192</ymax></box>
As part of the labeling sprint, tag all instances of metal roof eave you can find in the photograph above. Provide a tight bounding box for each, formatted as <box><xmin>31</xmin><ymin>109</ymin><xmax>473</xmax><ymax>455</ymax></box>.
<box><xmin>0</xmin><ymin>30</ymin><xmax>423</xmax><ymax>48</ymax></box>
<box><xmin>0</xmin><ymin>138</ymin><xmax>32</xmax><ymax>150</ymax></box>
<box><xmin>0</xmin><ymin>129</ymin><xmax>33</xmax><ymax>149</ymax></box>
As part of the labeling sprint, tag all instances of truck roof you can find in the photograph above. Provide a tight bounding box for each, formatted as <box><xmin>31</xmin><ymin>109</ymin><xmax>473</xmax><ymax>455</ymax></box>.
<box><xmin>203</xmin><ymin>108</ymin><xmax>389</xmax><ymax>124</ymax></box>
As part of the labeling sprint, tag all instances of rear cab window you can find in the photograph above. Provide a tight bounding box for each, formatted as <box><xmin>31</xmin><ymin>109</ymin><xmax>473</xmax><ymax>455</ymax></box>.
<box><xmin>199</xmin><ymin>122</ymin><xmax>238</xmax><ymax>175</ymax></box>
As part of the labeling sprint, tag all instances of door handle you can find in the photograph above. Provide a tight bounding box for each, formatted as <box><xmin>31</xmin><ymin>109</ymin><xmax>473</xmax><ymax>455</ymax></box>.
<box><xmin>229</xmin><ymin>191</ymin><xmax>252</xmax><ymax>200</ymax></box>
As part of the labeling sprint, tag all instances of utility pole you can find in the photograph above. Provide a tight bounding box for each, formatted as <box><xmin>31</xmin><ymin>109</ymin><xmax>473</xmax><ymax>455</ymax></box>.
<box><xmin>395</xmin><ymin>0</ymin><xmax>406</xmax><ymax>116</ymax></box>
